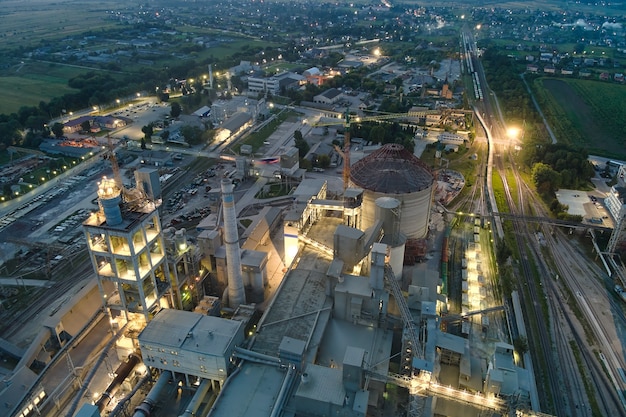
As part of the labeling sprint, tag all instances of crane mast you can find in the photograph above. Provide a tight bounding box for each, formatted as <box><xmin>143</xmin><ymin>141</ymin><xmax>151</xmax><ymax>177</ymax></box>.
<box><xmin>342</xmin><ymin>109</ymin><xmax>351</xmax><ymax>191</ymax></box>
<box><xmin>313</xmin><ymin>107</ymin><xmax>442</xmax><ymax>192</ymax></box>
<box><xmin>105</xmin><ymin>134</ymin><xmax>125</xmax><ymax>197</ymax></box>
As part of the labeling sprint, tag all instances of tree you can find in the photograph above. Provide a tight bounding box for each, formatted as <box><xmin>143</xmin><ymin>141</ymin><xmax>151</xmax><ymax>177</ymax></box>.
<box><xmin>513</xmin><ymin>336</ymin><xmax>529</xmax><ymax>356</ymax></box>
<box><xmin>532</xmin><ymin>162</ymin><xmax>561</xmax><ymax>194</ymax></box>
<box><xmin>369</xmin><ymin>125</ymin><xmax>386</xmax><ymax>144</ymax></box>
<box><xmin>496</xmin><ymin>242</ymin><xmax>512</xmax><ymax>264</ymax></box>
<box><xmin>317</xmin><ymin>154</ymin><xmax>330</xmax><ymax>168</ymax></box>
<box><xmin>158</xmin><ymin>91</ymin><xmax>170</xmax><ymax>102</ymax></box>
<box><xmin>294</xmin><ymin>131</ymin><xmax>309</xmax><ymax>158</ymax></box>
<box><xmin>141</xmin><ymin>123</ymin><xmax>154</xmax><ymax>140</ymax></box>
<box><xmin>170</xmin><ymin>102</ymin><xmax>182</xmax><ymax>118</ymax></box>
<box><xmin>51</xmin><ymin>122</ymin><xmax>65</xmax><ymax>138</ymax></box>
<box><xmin>140</xmin><ymin>137</ymin><xmax>147</xmax><ymax>150</ymax></box>
<box><xmin>180</xmin><ymin>125</ymin><xmax>203</xmax><ymax>145</ymax></box>
<box><xmin>80</xmin><ymin>120</ymin><xmax>91</xmax><ymax>133</ymax></box>
<box><xmin>299</xmin><ymin>158</ymin><xmax>312</xmax><ymax>171</ymax></box>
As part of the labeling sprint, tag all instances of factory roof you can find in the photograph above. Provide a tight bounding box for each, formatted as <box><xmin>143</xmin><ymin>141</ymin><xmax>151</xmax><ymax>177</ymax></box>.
<box><xmin>334</xmin><ymin>224</ymin><xmax>365</xmax><ymax>240</ymax></box>
<box><xmin>241</xmin><ymin>206</ymin><xmax>282</xmax><ymax>249</ymax></box>
<box><xmin>241</xmin><ymin>249</ymin><xmax>268</xmax><ymax>269</ymax></box>
<box><xmin>209</xmin><ymin>362</ymin><xmax>287</xmax><ymax>417</ymax></box>
<box><xmin>138</xmin><ymin>309</ymin><xmax>242</xmax><ymax>356</ymax></box>
<box><xmin>294</xmin><ymin>364</ymin><xmax>345</xmax><ymax>406</ymax></box>
<box><xmin>293</xmin><ymin>178</ymin><xmax>326</xmax><ymax>202</ymax></box>
<box><xmin>435</xmin><ymin>331</ymin><xmax>467</xmax><ymax>354</ymax></box>
<box><xmin>252</xmin><ymin>247</ymin><xmax>332</xmax><ymax>356</ymax></box>
<box><xmin>344</xmin><ymin>188</ymin><xmax>363</xmax><ymax>199</ymax></box>
<box><xmin>335</xmin><ymin>275</ymin><xmax>371</xmax><ymax>298</ymax></box>
<box><xmin>350</xmin><ymin>143</ymin><xmax>433</xmax><ymax>193</ymax></box>
<box><xmin>219</xmin><ymin>111</ymin><xmax>252</xmax><ymax>132</ymax></box>
<box><xmin>343</xmin><ymin>346</ymin><xmax>365</xmax><ymax>368</ymax></box>
<box><xmin>82</xmin><ymin>198</ymin><xmax>159</xmax><ymax>230</ymax></box>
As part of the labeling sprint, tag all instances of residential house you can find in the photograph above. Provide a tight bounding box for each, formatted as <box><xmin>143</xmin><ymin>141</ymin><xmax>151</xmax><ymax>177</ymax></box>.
<box><xmin>543</xmin><ymin>65</ymin><xmax>556</xmax><ymax>74</ymax></box>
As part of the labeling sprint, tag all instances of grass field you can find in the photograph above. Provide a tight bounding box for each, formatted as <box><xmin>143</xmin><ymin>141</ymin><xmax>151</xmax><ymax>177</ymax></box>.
<box><xmin>534</xmin><ymin>78</ymin><xmax>626</xmax><ymax>158</ymax></box>
<box><xmin>0</xmin><ymin>62</ymin><xmax>92</xmax><ymax>114</ymax></box>
<box><xmin>0</xmin><ymin>0</ymin><xmax>124</xmax><ymax>53</ymax></box>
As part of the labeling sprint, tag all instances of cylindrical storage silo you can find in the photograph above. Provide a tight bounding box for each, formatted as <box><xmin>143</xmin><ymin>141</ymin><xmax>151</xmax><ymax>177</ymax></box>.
<box><xmin>350</xmin><ymin>144</ymin><xmax>434</xmax><ymax>239</ymax></box>
<box><xmin>98</xmin><ymin>177</ymin><xmax>123</xmax><ymax>226</ymax></box>
<box><xmin>388</xmin><ymin>235</ymin><xmax>406</xmax><ymax>280</ymax></box>
<box><xmin>375</xmin><ymin>197</ymin><xmax>401</xmax><ymax>245</ymax></box>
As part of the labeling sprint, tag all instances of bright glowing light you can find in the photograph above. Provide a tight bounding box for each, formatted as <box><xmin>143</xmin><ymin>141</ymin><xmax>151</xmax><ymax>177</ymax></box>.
<box><xmin>476</xmin><ymin>24</ymin><xmax>482</xmax><ymax>30</ymax></box>
<box><xmin>507</xmin><ymin>127</ymin><xmax>520</xmax><ymax>139</ymax></box>
<box><xmin>373</xmin><ymin>48</ymin><xmax>381</xmax><ymax>57</ymax></box>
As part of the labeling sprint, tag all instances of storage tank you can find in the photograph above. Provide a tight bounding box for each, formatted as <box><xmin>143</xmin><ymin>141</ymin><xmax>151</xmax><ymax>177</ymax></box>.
<box><xmin>98</xmin><ymin>176</ymin><xmax>123</xmax><ymax>226</ymax></box>
<box><xmin>350</xmin><ymin>144</ymin><xmax>434</xmax><ymax>239</ymax></box>
<box><xmin>375</xmin><ymin>197</ymin><xmax>401</xmax><ymax>245</ymax></box>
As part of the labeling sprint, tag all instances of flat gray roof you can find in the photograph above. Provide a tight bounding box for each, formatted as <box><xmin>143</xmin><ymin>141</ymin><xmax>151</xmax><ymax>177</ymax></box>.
<box><xmin>295</xmin><ymin>364</ymin><xmax>345</xmax><ymax>406</ymax></box>
<box><xmin>293</xmin><ymin>178</ymin><xmax>326</xmax><ymax>202</ymax></box>
<box><xmin>343</xmin><ymin>346</ymin><xmax>365</xmax><ymax>368</ymax></box>
<box><xmin>252</xmin><ymin>246</ymin><xmax>331</xmax><ymax>356</ymax></box>
<box><xmin>209</xmin><ymin>362</ymin><xmax>287</xmax><ymax>417</ymax></box>
<box><xmin>139</xmin><ymin>309</ymin><xmax>242</xmax><ymax>356</ymax></box>
<box><xmin>316</xmin><ymin>319</ymin><xmax>393</xmax><ymax>378</ymax></box>
<box><xmin>435</xmin><ymin>331</ymin><xmax>466</xmax><ymax>355</ymax></box>
<box><xmin>335</xmin><ymin>275</ymin><xmax>371</xmax><ymax>299</ymax></box>
<box><xmin>335</xmin><ymin>224</ymin><xmax>364</xmax><ymax>239</ymax></box>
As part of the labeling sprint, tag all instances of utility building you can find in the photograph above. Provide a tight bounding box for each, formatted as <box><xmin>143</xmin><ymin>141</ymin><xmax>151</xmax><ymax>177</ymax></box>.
<box><xmin>138</xmin><ymin>309</ymin><xmax>244</xmax><ymax>385</ymax></box>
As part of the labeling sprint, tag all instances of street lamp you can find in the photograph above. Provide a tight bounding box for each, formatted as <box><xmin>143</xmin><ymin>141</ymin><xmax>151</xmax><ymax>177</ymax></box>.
<box><xmin>506</xmin><ymin>127</ymin><xmax>520</xmax><ymax>140</ymax></box>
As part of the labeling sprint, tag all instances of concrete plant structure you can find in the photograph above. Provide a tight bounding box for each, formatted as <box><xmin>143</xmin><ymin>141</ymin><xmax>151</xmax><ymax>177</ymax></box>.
<box><xmin>83</xmin><ymin>177</ymin><xmax>178</xmax><ymax>324</ymax></box>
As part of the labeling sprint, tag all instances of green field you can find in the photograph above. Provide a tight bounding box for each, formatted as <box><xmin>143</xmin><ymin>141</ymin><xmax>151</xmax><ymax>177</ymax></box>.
<box><xmin>0</xmin><ymin>62</ymin><xmax>92</xmax><ymax>114</ymax></box>
<box><xmin>0</xmin><ymin>0</ymin><xmax>124</xmax><ymax>53</ymax></box>
<box><xmin>534</xmin><ymin>78</ymin><xmax>626</xmax><ymax>158</ymax></box>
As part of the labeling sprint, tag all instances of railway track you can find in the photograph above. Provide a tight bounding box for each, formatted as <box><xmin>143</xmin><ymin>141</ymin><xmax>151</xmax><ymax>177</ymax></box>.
<box><xmin>495</xmin><ymin>144</ymin><xmax>568</xmax><ymax>415</ymax></box>
<box><xmin>497</xmin><ymin>145</ymin><xmax>626</xmax><ymax>415</ymax></box>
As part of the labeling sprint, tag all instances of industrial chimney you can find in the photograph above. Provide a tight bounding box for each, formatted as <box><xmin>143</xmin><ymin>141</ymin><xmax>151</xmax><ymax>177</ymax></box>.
<box><xmin>220</xmin><ymin>179</ymin><xmax>246</xmax><ymax>308</ymax></box>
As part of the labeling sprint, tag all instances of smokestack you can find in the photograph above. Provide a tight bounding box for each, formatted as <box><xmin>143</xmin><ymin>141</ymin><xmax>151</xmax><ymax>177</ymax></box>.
<box><xmin>220</xmin><ymin>179</ymin><xmax>246</xmax><ymax>308</ymax></box>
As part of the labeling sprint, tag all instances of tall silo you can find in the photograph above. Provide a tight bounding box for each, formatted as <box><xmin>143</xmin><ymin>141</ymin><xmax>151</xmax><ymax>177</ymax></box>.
<box><xmin>97</xmin><ymin>176</ymin><xmax>123</xmax><ymax>226</ymax></box>
<box><xmin>350</xmin><ymin>143</ymin><xmax>434</xmax><ymax>240</ymax></box>
<box><xmin>375</xmin><ymin>196</ymin><xmax>406</xmax><ymax>278</ymax></box>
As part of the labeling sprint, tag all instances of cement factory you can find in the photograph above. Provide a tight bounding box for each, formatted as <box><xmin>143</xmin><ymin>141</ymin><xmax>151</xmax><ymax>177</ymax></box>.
<box><xmin>3</xmin><ymin>142</ymin><xmax>530</xmax><ymax>417</ymax></box>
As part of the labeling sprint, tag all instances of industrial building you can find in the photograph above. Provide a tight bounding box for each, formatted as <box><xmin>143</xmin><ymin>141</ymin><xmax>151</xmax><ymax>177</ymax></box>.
<box><xmin>6</xmin><ymin>138</ymin><xmax>532</xmax><ymax>417</ymax></box>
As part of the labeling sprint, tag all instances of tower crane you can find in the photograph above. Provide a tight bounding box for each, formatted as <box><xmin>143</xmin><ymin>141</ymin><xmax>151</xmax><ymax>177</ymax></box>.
<box><xmin>103</xmin><ymin>134</ymin><xmax>125</xmax><ymax>195</ymax></box>
<box><xmin>312</xmin><ymin>108</ymin><xmax>440</xmax><ymax>191</ymax></box>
